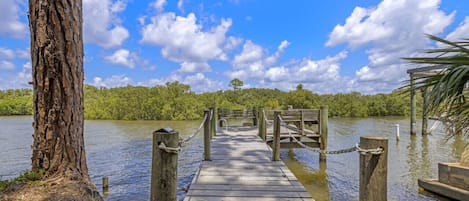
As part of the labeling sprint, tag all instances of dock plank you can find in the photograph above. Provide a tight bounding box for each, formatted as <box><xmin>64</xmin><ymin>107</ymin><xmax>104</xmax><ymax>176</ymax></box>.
<box><xmin>184</xmin><ymin>126</ymin><xmax>314</xmax><ymax>201</ymax></box>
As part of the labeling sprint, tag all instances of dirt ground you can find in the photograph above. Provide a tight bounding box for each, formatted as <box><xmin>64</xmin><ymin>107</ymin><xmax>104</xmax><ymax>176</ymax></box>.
<box><xmin>0</xmin><ymin>177</ymin><xmax>102</xmax><ymax>201</ymax></box>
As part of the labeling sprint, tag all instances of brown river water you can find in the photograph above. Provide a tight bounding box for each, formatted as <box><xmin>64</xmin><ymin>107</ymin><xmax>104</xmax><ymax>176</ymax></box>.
<box><xmin>0</xmin><ymin>116</ymin><xmax>467</xmax><ymax>201</ymax></box>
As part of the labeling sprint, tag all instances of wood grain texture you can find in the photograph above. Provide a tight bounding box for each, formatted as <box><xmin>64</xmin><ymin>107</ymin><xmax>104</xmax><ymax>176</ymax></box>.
<box><xmin>184</xmin><ymin>126</ymin><xmax>314</xmax><ymax>201</ymax></box>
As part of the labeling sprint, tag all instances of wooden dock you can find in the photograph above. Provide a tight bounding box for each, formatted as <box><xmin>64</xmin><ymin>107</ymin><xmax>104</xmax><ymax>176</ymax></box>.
<box><xmin>184</xmin><ymin>126</ymin><xmax>314</xmax><ymax>201</ymax></box>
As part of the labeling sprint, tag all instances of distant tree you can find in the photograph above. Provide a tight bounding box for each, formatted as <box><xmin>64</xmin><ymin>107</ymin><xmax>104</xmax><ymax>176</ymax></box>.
<box><xmin>229</xmin><ymin>78</ymin><xmax>244</xmax><ymax>90</ymax></box>
<box><xmin>296</xmin><ymin>84</ymin><xmax>304</xmax><ymax>91</ymax></box>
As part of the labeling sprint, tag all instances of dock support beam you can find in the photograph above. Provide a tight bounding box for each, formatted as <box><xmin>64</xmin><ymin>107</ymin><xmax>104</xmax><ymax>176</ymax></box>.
<box><xmin>210</xmin><ymin>107</ymin><xmax>216</xmax><ymax>137</ymax></box>
<box><xmin>204</xmin><ymin>110</ymin><xmax>211</xmax><ymax>161</ymax></box>
<box><xmin>319</xmin><ymin>106</ymin><xmax>328</xmax><ymax>161</ymax></box>
<box><xmin>151</xmin><ymin>128</ymin><xmax>179</xmax><ymax>201</ymax></box>
<box><xmin>258</xmin><ymin>109</ymin><xmax>266</xmax><ymax>141</ymax></box>
<box><xmin>272</xmin><ymin>111</ymin><xmax>281</xmax><ymax>161</ymax></box>
<box><xmin>410</xmin><ymin>73</ymin><xmax>417</xmax><ymax>135</ymax></box>
<box><xmin>421</xmin><ymin>88</ymin><xmax>428</xmax><ymax>135</ymax></box>
<box><xmin>359</xmin><ymin>136</ymin><xmax>388</xmax><ymax>201</ymax></box>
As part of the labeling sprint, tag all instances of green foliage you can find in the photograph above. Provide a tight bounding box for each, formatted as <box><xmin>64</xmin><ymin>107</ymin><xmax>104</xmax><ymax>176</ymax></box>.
<box><xmin>0</xmin><ymin>169</ymin><xmax>43</xmax><ymax>191</ymax></box>
<box><xmin>0</xmin><ymin>89</ymin><xmax>33</xmax><ymax>115</ymax></box>
<box><xmin>404</xmin><ymin>35</ymin><xmax>469</xmax><ymax>136</ymax></box>
<box><xmin>229</xmin><ymin>78</ymin><xmax>244</xmax><ymax>90</ymax></box>
<box><xmin>0</xmin><ymin>82</ymin><xmax>416</xmax><ymax>120</ymax></box>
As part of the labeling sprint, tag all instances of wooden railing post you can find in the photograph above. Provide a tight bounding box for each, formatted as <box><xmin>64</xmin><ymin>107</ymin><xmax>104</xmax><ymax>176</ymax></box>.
<box><xmin>319</xmin><ymin>106</ymin><xmax>328</xmax><ymax>161</ymax></box>
<box><xmin>253</xmin><ymin>108</ymin><xmax>258</xmax><ymax>126</ymax></box>
<box><xmin>272</xmin><ymin>111</ymin><xmax>281</xmax><ymax>161</ymax></box>
<box><xmin>217</xmin><ymin>108</ymin><xmax>224</xmax><ymax>127</ymax></box>
<box><xmin>359</xmin><ymin>136</ymin><xmax>388</xmax><ymax>201</ymax></box>
<box><xmin>258</xmin><ymin>109</ymin><xmax>266</xmax><ymax>141</ymax></box>
<box><xmin>210</xmin><ymin>107</ymin><xmax>216</xmax><ymax>137</ymax></box>
<box><xmin>151</xmin><ymin>127</ymin><xmax>179</xmax><ymax>201</ymax></box>
<box><xmin>299</xmin><ymin>110</ymin><xmax>304</xmax><ymax>135</ymax></box>
<box><xmin>204</xmin><ymin>110</ymin><xmax>211</xmax><ymax>161</ymax></box>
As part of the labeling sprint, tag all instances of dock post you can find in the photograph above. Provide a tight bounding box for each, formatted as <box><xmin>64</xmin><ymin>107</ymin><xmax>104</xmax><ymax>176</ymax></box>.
<box><xmin>102</xmin><ymin>176</ymin><xmax>109</xmax><ymax>195</ymax></box>
<box><xmin>319</xmin><ymin>106</ymin><xmax>328</xmax><ymax>161</ymax></box>
<box><xmin>204</xmin><ymin>110</ymin><xmax>211</xmax><ymax>161</ymax></box>
<box><xmin>253</xmin><ymin>107</ymin><xmax>258</xmax><ymax>126</ymax></box>
<box><xmin>410</xmin><ymin>73</ymin><xmax>417</xmax><ymax>135</ymax></box>
<box><xmin>218</xmin><ymin>108</ymin><xmax>223</xmax><ymax>127</ymax></box>
<box><xmin>421</xmin><ymin>88</ymin><xmax>428</xmax><ymax>135</ymax></box>
<box><xmin>272</xmin><ymin>111</ymin><xmax>281</xmax><ymax>161</ymax></box>
<box><xmin>259</xmin><ymin>109</ymin><xmax>266</xmax><ymax>141</ymax></box>
<box><xmin>359</xmin><ymin>136</ymin><xmax>388</xmax><ymax>201</ymax></box>
<box><xmin>210</xmin><ymin>107</ymin><xmax>216</xmax><ymax>137</ymax></box>
<box><xmin>300</xmin><ymin>110</ymin><xmax>304</xmax><ymax>135</ymax></box>
<box><xmin>151</xmin><ymin>127</ymin><xmax>179</xmax><ymax>201</ymax></box>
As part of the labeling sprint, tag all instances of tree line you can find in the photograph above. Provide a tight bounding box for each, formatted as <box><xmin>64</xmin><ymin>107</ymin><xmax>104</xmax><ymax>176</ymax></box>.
<box><xmin>0</xmin><ymin>82</ymin><xmax>422</xmax><ymax>120</ymax></box>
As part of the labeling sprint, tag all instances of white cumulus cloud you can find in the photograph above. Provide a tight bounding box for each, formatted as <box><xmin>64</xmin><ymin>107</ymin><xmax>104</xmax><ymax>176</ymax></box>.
<box><xmin>446</xmin><ymin>16</ymin><xmax>469</xmax><ymax>41</ymax></box>
<box><xmin>0</xmin><ymin>61</ymin><xmax>15</xmax><ymax>70</ymax></box>
<box><xmin>325</xmin><ymin>0</ymin><xmax>455</xmax><ymax>93</ymax></box>
<box><xmin>0</xmin><ymin>0</ymin><xmax>27</xmax><ymax>38</ymax></box>
<box><xmin>105</xmin><ymin>49</ymin><xmax>136</xmax><ymax>68</ymax></box>
<box><xmin>228</xmin><ymin>40</ymin><xmax>290</xmax><ymax>80</ymax></box>
<box><xmin>83</xmin><ymin>0</ymin><xmax>129</xmax><ymax>48</ymax></box>
<box><xmin>141</xmin><ymin>12</ymin><xmax>234</xmax><ymax>73</ymax></box>
<box><xmin>91</xmin><ymin>75</ymin><xmax>133</xmax><ymax>88</ymax></box>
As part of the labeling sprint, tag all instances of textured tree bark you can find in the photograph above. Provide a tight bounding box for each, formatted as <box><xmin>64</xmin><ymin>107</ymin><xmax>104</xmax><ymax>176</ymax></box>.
<box><xmin>29</xmin><ymin>0</ymin><xmax>89</xmax><ymax>180</ymax></box>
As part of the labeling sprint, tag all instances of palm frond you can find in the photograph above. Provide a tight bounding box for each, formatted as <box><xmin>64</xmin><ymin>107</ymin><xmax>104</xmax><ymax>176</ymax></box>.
<box><xmin>403</xmin><ymin>35</ymin><xmax>469</xmax><ymax>136</ymax></box>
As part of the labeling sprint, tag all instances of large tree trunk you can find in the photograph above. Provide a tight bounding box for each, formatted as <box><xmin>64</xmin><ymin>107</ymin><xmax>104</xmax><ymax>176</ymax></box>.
<box><xmin>29</xmin><ymin>0</ymin><xmax>89</xmax><ymax>180</ymax></box>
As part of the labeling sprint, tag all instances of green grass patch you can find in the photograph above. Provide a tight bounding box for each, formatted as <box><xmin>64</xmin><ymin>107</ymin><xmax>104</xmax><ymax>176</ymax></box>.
<box><xmin>0</xmin><ymin>169</ymin><xmax>43</xmax><ymax>191</ymax></box>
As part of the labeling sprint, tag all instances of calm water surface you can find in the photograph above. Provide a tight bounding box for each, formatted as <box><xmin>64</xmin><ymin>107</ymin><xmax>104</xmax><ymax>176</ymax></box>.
<box><xmin>0</xmin><ymin>116</ymin><xmax>467</xmax><ymax>201</ymax></box>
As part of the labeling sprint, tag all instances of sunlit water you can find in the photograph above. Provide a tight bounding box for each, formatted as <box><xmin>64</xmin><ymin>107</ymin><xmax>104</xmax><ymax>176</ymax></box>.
<box><xmin>0</xmin><ymin>116</ymin><xmax>467</xmax><ymax>201</ymax></box>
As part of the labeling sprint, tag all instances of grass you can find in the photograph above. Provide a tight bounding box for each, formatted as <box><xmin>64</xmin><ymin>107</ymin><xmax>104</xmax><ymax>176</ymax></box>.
<box><xmin>0</xmin><ymin>169</ymin><xmax>43</xmax><ymax>191</ymax></box>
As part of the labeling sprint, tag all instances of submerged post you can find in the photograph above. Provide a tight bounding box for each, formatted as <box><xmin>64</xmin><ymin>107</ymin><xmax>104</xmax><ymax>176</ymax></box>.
<box><xmin>102</xmin><ymin>176</ymin><xmax>109</xmax><ymax>195</ymax></box>
<box><xmin>204</xmin><ymin>110</ymin><xmax>211</xmax><ymax>161</ymax></box>
<box><xmin>410</xmin><ymin>73</ymin><xmax>417</xmax><ymax>135</ymax></box>
<box><xmin>421</xmin><ymin>88</ymin><xmax>428</xmax><ymax>135</ymax></box>
<box><xmin>319</xmin><ymin>106</ymin><xmax>329</xmax><ymax>161</ymax></box>
<box><xmin>151</xmin><ymin>127</ymin><xmax>179</xmax><ymax>201</ymax></box>
<box><xmin>359</xmin><ymin>136</ymin><xmax>388</xmax><ymax>201</ymax></box>
<box><xmin>272</xmin><ymin>111</ymin><xmax>281</xmax><ymax>161</ymax></box>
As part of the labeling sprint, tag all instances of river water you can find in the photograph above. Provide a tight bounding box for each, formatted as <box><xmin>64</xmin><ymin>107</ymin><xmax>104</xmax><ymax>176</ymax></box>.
<box><xmin>0</xmin><ymin>116</ymin><xmax>467</xmax><ymax>201</ymax></box>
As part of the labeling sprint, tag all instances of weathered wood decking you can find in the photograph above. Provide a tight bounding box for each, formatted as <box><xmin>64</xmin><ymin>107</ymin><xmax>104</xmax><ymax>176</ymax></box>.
<box><xmin>184</xmin><ymin>126</ymin><xmax>314</xmax><ymax>201</ymax></box>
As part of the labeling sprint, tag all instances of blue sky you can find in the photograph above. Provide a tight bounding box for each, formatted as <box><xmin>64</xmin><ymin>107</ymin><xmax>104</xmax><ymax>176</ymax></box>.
<box><xmin>0</xmin><ymin>0</ymin><xmax>468</xmax><ymax>94</ymax></box>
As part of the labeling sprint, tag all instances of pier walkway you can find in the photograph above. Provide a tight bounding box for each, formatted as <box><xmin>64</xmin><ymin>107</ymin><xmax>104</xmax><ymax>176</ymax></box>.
<box><xmin>184</xmin><ymin>126</ymin><xmax>314</xmax><ymax>201</ymax></box>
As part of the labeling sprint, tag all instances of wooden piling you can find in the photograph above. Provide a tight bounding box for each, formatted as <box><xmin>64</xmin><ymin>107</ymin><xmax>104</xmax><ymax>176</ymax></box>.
<box><xmin>258</xmin><ymin>109</ymin><xmax>264</xmax><ymax>140</ymax></box>
<box><xmin>410</xmin><ymin>74</ymin><xmax>417</xmax><ymax>135</ymax></box>
<box><xmin>210</xmin><ymin>107</ymin><xmax>216</xmax><ymax>137</ymax></box>
<box><xmin>359</xmin><ymin>136</ymin><xmax>388</xmax><ymax>201</ymax></box>
<box><xmin>252</xmin><ymin>108</ymin><xmax>258</xmax><ymax>126</ymax></box>
<box><xmin>204</xmin><ymin>110</ymin><xmax>211</xmax><ymax>161</ymax></box>
<box><xmin>217</xmin><ymin>108</ymin><xmax>224</xmax><ymax>127</ymax></box>
<box><xmin>421</xmin><ymin>88</ymin><xmax>428</xmax><ymax>135</ymax></box>
<box><xmin>299</xmin><ymin>110</ymin><xmax>305</xmax><ymax>135</ymax></box>
<box><xmin>319</xmin><ymin>106</ymin><xmax>328</xmax><ymax>161</ymax></box>
<box><xmin>102</xmin><ymin>176</ymin><xmax>109</xmax><ymax>195</ymax></box>
<box><xmin>272</xmin><ymin>111</ymin><xmax>281</xmax><ymax>161</ymax></box>
<box><xmin>151</xmin><ymin>127</ymin><xmax>179</xmax><ymax>201</ymax></box>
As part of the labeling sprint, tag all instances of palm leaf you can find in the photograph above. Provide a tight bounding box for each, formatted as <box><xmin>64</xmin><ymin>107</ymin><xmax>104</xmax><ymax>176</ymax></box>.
<box><xmin>403</xmin><ymin>35</ymin><xmax>469</xmax><ymax>136</ymax></box>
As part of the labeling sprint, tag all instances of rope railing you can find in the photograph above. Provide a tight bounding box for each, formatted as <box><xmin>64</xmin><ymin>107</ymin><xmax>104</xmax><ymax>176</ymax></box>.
<box><xmin>277</xmin><ymin>115</ymin><xmax>383</xmax><ymax>155</ymax></box>
<box><xmin>178</xmin><ymin>113</ymin><xmax>208</xmax><ymax>147</ymax></box>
